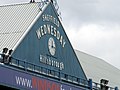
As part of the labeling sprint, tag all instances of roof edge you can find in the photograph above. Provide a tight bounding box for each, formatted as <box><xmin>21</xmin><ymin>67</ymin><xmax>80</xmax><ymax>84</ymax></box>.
<box><xmin>0</xmin><ymin>1</ymin><xmax>42</xmax><ymax>7</ymax></box>
<box><xmin>12</xmin><ymin>2</ymin><xmax>50</xmax><ymax>52</ymax></box>
<box><xmin>75</xmin><ymin>49</ymin><xmax>120</xmax><ymax>71</ymax></box>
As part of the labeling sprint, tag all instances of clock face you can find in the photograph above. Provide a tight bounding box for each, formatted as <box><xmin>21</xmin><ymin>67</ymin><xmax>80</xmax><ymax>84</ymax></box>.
<box><xmin>48</xmin><ymin>37</ymin><xmax>56</xmax><ymax>56</ymax></box>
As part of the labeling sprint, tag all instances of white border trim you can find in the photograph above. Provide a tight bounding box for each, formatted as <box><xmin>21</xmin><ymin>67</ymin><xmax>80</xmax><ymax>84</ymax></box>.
<box><xmin>12</xmin><ymin>2</ymin><xmax>50</xmax><ymax>52</ymax></box>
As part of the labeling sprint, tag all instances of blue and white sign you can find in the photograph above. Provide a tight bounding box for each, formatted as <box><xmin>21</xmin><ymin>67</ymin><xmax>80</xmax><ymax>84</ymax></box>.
<box><xmin>0</xmin><ymin>65</ymin><xmax>86</xmax><ymax>90</ymax></box>
<box><xmin>12</xmin><ymin>2</ymin><xmax>87</xmax><ymax>81</ymax></box>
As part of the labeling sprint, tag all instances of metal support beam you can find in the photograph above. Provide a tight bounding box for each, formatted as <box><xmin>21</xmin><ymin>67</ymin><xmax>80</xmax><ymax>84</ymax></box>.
<box><xmin>88</xmin><ymin>79</ymin><xmax>92</xmax><ymax>90</ymax></box>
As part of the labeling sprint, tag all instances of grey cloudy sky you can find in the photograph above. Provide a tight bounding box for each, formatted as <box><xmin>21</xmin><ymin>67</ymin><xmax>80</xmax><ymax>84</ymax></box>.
<box><xmin>0</xmin><ymin>0</ymin><xmax>120</xmax><ymax>70</ymax></box>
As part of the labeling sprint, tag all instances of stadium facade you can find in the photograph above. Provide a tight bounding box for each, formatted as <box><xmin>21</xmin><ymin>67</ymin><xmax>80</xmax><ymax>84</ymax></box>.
<box><xmin>0</xmin><ymin>0</ymin><xmax>119</xmax><ymax>90</ymax></box>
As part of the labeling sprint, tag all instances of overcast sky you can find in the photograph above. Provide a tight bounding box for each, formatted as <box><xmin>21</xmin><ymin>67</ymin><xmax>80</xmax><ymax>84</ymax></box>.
<box><xmin>0</xmin><ymin>0</ymin><xmax>120</xmax><ymax>70</ymax></box>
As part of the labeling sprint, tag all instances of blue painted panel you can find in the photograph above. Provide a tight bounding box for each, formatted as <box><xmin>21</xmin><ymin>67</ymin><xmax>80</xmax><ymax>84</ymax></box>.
<box><xmin>0</xmin><ymin>65</ymin><xmax>86</xmax><ymax>90</ymax></box>
<box><xmin>12</xmin><ymin>3</ymin><xmax>87</xmax><ymax>80</ymax></box>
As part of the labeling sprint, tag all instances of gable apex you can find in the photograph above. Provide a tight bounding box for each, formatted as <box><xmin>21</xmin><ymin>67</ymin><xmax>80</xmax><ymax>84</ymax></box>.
<box><xmin>12</xmin><ymin>2</ymin><xmax>87</xmax><ymax>80</ymax></box>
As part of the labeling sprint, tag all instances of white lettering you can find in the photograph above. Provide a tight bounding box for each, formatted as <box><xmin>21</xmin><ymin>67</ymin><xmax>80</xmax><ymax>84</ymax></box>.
<box><xmin>54</xmin><ymin>27</ymin><xmax>57</xmax><ymax>37</ymax></box>
<box><xmin>60</xmin><ymin>36</ymin><xmax>63</xmax><ymax>45</ymax></box>
<box><xmin>51</xmin><ymin>25</ymin><xmax>54</xmax><ymax>35</ymax></box>
<box><xmin>42</xmin><ymin>14</ymin><xmax>59</xmax><ymax>27</ymax></box>
<box><xmin>40</xmin><ymin>54</ymin><xmax>64</xmax><ymax>70</ymax></box>
<box><xmin>61</xmin><ymin>85</ymin><xmax>65</xmax><ymax>90</ymax></box>
<box><xmin>36</xmin><ymin>24</ymin><xmax>66</xmax><ymax>48</ymax></box>
<box><xmin>41</xmin><ymin>26</ymin><xmax>44</xmax><ymax>36</ymax></box>
<box><xmin>36</xmin><ymin>28</ymin><xmax>41</xmax><ymax>39</ymax></box>
<box><xmin>15</xmin><ymin>76</ymin><xmax>32</xmax><ymax>88</ymax></box>
<box><xmin>47</xmin><ymin>24</ymin><xmax>51</xmax><ymax>34</ymax></box>
<box><xmin>57</xmin><ymin>30</ymin><xmax>60</xmax><ymax>40</ymax></box>
<box><xmin>44</xmin><ymin>24</ymin><xmax>47</xmax><ymax>35</ymax></box>
<box><xmin>62</xmin><ymin>40</ymin><xmax>66</xmax><ymax>48</ymax></box>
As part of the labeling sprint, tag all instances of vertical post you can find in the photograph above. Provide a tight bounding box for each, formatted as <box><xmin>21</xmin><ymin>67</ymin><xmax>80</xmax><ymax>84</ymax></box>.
<box><xmin>88</xmin><ymin>79</ymin><xmax>92</xmax><ymax>90</ymax></box>
<box><xmin>30</xmin><ymin>0</ymin><xmax>35</xmax><ymax>3</ymax></box>
<box><xmin>24</xmin><ymin>60</ymin><xmax>27</xmax><ymax>71</ymax></box>
<box><xmin>30</xmin><ymin>0</ymin><xmax>32</xmax><ymax>3</ymax></box>
<box><xmin>51</xmin><ymin>0</ymin><xmax>53</xmax><ymax>3</ymax></box>
<box><xmin>115</xmin><ymin>87</ymin><xmax>118</xmax><ymax>90</ymax></box>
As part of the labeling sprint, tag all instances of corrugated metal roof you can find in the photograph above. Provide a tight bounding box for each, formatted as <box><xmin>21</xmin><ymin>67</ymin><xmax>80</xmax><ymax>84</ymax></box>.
<box><xmin>1</xmin><ymin>2</ymin><xmax>120</xmax><ymax>88</ymax></box>
<box><xmin>0</xmin><ymin>2</ymin><xmax>43</xmax><ymax>52</ymax></box>
<box><xmin>75</xmin><ymin>50</ymin><xmax>120</xmax><ymax>88</ymax></box>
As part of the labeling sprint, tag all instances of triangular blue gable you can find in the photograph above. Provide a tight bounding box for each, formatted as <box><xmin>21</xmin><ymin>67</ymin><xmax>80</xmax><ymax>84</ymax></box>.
<box><xmin>12</xmin><ymin>2</ymin><xmax>87</xmax><ymax>80</ymax></box>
